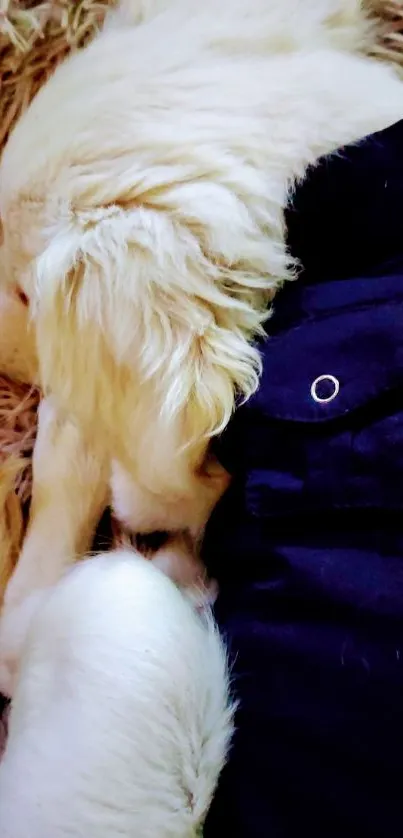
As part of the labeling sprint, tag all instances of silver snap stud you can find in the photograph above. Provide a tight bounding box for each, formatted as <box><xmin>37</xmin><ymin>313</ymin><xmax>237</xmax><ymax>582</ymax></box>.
<box><xmin>311</xmin><ymin>374</ymin><xmax>340</xmax><ymax>404</ymax></box>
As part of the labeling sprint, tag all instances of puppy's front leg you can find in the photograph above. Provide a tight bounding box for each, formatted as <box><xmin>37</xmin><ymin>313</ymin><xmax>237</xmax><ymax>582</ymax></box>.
<box><xmin>0</xmin><ymin>398</ymin><xmax>109</xmax><ymax>696</ymax></box>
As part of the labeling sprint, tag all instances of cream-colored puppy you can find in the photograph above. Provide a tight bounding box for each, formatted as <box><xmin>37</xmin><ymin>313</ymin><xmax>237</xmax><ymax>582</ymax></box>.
<box><xmin>0</xmin><ymin>551</ymin><xmax>234</xmax><ymax>837</ymax></box>
<box><xmin>1</xmin><ymin>0</ymin><xmax>403</xmax><ymax>693</ymax></box>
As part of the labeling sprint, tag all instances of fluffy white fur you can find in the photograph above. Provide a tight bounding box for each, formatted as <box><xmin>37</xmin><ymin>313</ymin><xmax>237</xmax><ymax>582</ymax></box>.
<box><xmin>2</xmin><ymin>0</ymin><xmax>403</xmax><ymax>691</ymax></box>
<box><xmin>0</xmin><ymin>551</ymin><xmax>234</xmax><ymax>837</ymax></box>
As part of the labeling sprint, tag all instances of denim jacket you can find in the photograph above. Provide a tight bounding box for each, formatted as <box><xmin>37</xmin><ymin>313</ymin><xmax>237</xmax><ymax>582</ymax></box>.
<box><xmin>205</xmin><ymin>119</ymin><xmax>403</xmax><ymax>838</ymax></box>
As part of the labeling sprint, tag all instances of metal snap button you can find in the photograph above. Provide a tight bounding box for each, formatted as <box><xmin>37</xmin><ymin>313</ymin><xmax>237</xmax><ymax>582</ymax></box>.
<box><xmin>311</xmin><ymin>374</ymin><xmax>340</xmax><ymax>404</ymax></box>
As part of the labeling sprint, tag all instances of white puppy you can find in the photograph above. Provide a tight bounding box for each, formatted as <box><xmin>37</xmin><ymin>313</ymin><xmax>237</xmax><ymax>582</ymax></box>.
<box><xmin>0</xmin><ymin>551</ymin><xmax>234</xmax><ymax>837</ymax></box>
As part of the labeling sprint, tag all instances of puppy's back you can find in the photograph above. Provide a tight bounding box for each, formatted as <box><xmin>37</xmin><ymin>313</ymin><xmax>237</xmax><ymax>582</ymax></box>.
<box><xmin>0</xmin><ymin>552</ymin><xmax>234</xmax><ymax>837</ymax></box>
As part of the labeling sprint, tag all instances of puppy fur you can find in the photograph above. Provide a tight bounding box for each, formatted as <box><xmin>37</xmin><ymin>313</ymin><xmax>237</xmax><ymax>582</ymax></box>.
<box><xmin>1</xmin><ymin>0</ymin><xmax>403</xmax><ymax>691</ymax></box>
<box><xmin>0</xmin><ymin>552</ymin><xmax>234</xmax><ymax>837</ymax></box>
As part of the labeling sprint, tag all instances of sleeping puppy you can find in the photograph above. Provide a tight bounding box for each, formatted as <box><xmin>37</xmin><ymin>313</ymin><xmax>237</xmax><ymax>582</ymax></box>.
<box><xmin>0</xmin><ymin>551</ymin><xmax>234</xmax><ymax>837</ymax></box>
<box><xmin>1</xmin><ymin>0</ymin><xmax>403</xmax><ymax>694</ymax></box>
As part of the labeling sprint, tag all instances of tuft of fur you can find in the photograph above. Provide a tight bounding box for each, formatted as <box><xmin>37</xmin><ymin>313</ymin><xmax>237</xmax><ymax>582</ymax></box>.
<box><xmin>0</xmin><ymin>552</ymin><xmax>234</xmax><ymax>837</ymax></box>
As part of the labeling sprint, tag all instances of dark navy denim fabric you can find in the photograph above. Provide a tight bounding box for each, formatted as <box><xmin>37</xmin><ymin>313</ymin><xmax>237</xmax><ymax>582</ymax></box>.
<box><xmin>204</xmin><ymin>119</ymin><xmax>403</xmax><ymax>837</ymax></box>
